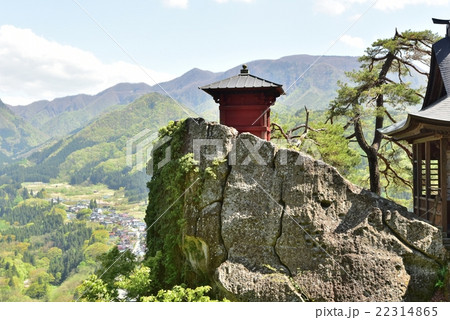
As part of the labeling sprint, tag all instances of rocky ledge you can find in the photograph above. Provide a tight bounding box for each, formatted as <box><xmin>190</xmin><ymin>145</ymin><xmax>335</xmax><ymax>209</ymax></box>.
<box><xmin>146</xmin><ymin>118</ymin><xmax>448</xmax><ymax>302</ymax></box>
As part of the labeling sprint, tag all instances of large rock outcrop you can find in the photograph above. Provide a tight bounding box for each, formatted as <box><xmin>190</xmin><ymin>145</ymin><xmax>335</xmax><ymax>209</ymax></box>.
<box><xmin>146</xmin><ymin>118</ymin><xmax>448</xmax><ymax>301</ymax></box>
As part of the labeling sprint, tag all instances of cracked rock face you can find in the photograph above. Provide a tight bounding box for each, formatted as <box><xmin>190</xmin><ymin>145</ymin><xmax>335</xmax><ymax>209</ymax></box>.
<box><xmin>157</xmin><ymin>118</ymin><xmax>447</xmax><ymax>301</ymax></box>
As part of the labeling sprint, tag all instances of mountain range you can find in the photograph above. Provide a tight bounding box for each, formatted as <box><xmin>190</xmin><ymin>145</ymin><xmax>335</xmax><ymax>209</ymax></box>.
<box><xmin>2</xmin><ymin>93</ymin><xmax>188</xmax><ymax>200</ymax></box>
<box><xmin>8</xmin><ymin>82</ymin><xmax>155</xmax><ymax>138</ymax></box>
<box><xmin>1</xmin><ymin>54</ymin><xmax>361</xmax><ymax>163</ymax></box>
<box><xmin>150</xmin><ymin>54</ymin><xmax>361</xmax><ymax>114</ymax></box>
<box><xmin>0</xmin><ymin>99</ymin><xmax>48</xmax><ymax>161</ymax></box>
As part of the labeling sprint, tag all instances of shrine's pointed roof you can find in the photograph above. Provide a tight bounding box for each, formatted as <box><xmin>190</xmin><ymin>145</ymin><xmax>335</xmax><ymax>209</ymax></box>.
<box><xmin>199</xmin><ymin>65</ymin><xmax>284</xmax><ymax>96</ymax></box>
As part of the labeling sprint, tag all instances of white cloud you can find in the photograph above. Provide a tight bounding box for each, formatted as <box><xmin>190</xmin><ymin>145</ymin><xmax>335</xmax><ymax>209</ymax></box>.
<box><xmin>162</xmin><ymin>0</ymin><xmax>189</xmax><ymax>9</ymax></box>
<box><xmin>349</xmin><ymin>13</ymin><xmax>362</xmax><ymax>21</ymax></box>
<box><xmin>0</xmin><ymin>25</ymin><xmax>174</xmax><ymax>105</ymax></box>
<box><xmin>315</xmin><ymin>0</ymin><xmax>449</xmax><ymax>15</ymax></box>
<box><xmin>314</xmin><ymin>0</ymin><xmax>367</xmax><ymax>15</ymax></box>
<box><xmin>374</xmin><ymin>0</ymin><xmax>449</xmax><ymax>11</ymax></box>
<box><xmin>162</xmin><ymin>0</ymin><xmax>256</xmax><ymax>7</ymax></box>
<box><xmin>162</xmin><ymin>0</ymin><xmax>255</xmax><ymax>8</ymax></box>
<box><xmin>314</xmin><ymin>0</ymin><xmax>347</xmax><ymax>15</ymax></box>
<box><xmin>214</xmin><ymin>0</ymin><xmax>255</xmax><ymax>3</ymax></box>
<box><xmin>339</xmin><ymin>34</ymin><xmax>365</xmax><ymax>49</ymax></box>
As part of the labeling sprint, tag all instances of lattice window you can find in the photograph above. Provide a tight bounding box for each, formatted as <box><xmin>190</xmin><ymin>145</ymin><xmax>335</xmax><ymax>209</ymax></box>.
<box><xmin>429</xmin><ymin>159</ymin><xmax>440</xmax><ymax>196</ymax></box>
<box><xmin>419</xmin><ymin>147</ymin><xmax>440</xmax><ymax>197</ymax></box>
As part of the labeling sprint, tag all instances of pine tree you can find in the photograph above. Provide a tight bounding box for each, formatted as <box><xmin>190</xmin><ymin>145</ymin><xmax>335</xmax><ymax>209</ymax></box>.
<box><xmin>328</xmin><ymin>29</ymin><xmax>439</xmax><ymax>195</ymax></box>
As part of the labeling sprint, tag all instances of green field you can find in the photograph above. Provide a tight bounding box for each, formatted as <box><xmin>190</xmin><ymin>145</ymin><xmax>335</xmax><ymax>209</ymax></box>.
<box><xmin>22</xmin><ymin>182</ymin><xmax>147</xmax><ymax>219</ymax></box>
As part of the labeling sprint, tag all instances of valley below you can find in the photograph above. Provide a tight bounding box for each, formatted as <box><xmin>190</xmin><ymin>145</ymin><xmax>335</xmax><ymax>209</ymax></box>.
<box><xmin>0</xmin><ymin>182</ymin><xmax>148</xmax><ymax>301</ymax></box>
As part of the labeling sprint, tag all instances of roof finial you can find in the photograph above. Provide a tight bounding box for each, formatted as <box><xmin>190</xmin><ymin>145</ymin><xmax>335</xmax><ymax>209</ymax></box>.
<box><xmin>240</xmin><ymin>64</ymin><xmax>248</xmax><ymax>74</ymax></box>
<box><xmin>432</xmin><ymin>18</ymin><xmax>450</xmax><ymax>37</ymax></box>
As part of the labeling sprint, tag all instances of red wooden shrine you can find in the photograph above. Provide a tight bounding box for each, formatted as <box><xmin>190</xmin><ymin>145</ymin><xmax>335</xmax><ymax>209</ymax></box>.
<box><xmin>200</xmin><ymin>65</ymin><xmax>284</xmax><ymax>141</ymax></box>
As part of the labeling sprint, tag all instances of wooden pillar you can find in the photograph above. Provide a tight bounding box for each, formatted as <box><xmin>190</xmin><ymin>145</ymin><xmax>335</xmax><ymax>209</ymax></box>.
<box><xmin>425</xmin><ymin>141</ymin><xmax>431</xmax><ymax>220</ymax></box>
<box><xmin>416</xmin><ymin>142</ymin><xmax>426</xmax><ymax>218</ymax></box>
<box><xmin>413</xmin><ymin>143</ymin><xmax>418</xmax><ymax>216</ymax></box>
<box><xmin>442</xmin><ymin>138</ymin><xmax>448</xmax><ymax>233</ymax></box>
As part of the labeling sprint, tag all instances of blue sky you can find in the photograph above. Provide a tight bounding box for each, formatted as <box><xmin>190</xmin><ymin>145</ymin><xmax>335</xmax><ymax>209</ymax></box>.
<box><xmin>1</xmin><ymin>0</ymin><xmax>450</xmax><ymax>105</ymax></box>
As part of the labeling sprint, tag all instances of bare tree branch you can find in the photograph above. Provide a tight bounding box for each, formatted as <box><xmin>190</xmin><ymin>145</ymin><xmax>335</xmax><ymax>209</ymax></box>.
<box><xmin>271</xmin><ymin>106</ymin><xmax>324</xmax><ymax>145</ymax></box>
<box><xmin>383</xmin><ymin>137</ymin><xmax>413</xmax><ymax>160</ymax></box>
<box><xmin>384</xmin><ymin>109</ymin><xmax>397</xmax><ymax>124</ymax></box>
<box><xmin>378</xmin><ymin>152</ymin><xmax>413</xmax><ymax>190</ymax></box>
<box><xmin>394</xmin><ymin>57</ymin><xmax>430</xmax><ymax>76</ymax></box>
<box><xmin>270</xmin><ymin>122</ymin><xmax>289</xmax><ymax>141</ymax></box>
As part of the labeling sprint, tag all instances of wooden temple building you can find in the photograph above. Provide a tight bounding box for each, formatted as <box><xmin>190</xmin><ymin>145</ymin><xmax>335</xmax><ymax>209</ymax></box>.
<box><xmin>200</xmin><ymin>65</ymin><xmax>284</xmax><ymax>141</ymax></box>
<box><xmin>381</xmin><ymin>19</ymin><xmax>450</xmax><ymax>236</ymax></box>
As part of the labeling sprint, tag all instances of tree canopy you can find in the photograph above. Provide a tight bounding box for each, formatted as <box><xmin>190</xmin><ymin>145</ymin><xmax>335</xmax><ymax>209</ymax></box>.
<box><xmin>328</xmin><ymin>29</ymin><xmax>440</xmax><ymax>196</ymax></box>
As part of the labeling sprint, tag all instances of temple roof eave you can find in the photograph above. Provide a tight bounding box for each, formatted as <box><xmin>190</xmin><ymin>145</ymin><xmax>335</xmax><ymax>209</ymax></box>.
<box><xmin>380</xmin><ymin>94</ymin><xmax>450</xmax><ymax>140</ymax></box>
<box><xmin>379</xmin><ymin>113</ymin><xmax>450</xmax><ymax>142</ymax></box>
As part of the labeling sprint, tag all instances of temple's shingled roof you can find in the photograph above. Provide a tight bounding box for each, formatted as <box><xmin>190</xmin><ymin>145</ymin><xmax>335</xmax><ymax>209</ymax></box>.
<box><xmin>431</xmin><ymin>36</ymin><xmax>450</xmax><ymax>97</ymax></box>
<box><xmin>413</xmin><ymin>95</ymin><xmax>450</xmax><ymax>122</ymax></box>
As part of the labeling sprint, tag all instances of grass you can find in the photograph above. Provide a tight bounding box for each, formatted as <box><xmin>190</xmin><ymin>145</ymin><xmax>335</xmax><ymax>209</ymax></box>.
<box><xmin>23</xmin><ymin>182</ymin><xmax>114</xmax><ymax>199</ymax></box>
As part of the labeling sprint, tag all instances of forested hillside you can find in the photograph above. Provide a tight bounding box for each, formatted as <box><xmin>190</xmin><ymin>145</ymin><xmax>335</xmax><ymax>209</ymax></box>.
<box><xmin>1</xmin><ymin>92</ymin><xmax>189</xmax><ymax>202</ymax></box>
<box><xmin>0</xmin><ymin>100</ymin><xmax>48</xmax><ymax>163</ymax></box>
<box><xmin>0</xmin><ymin>183</ymin><xmax>111</xmax><ymax>301</ymax></box>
